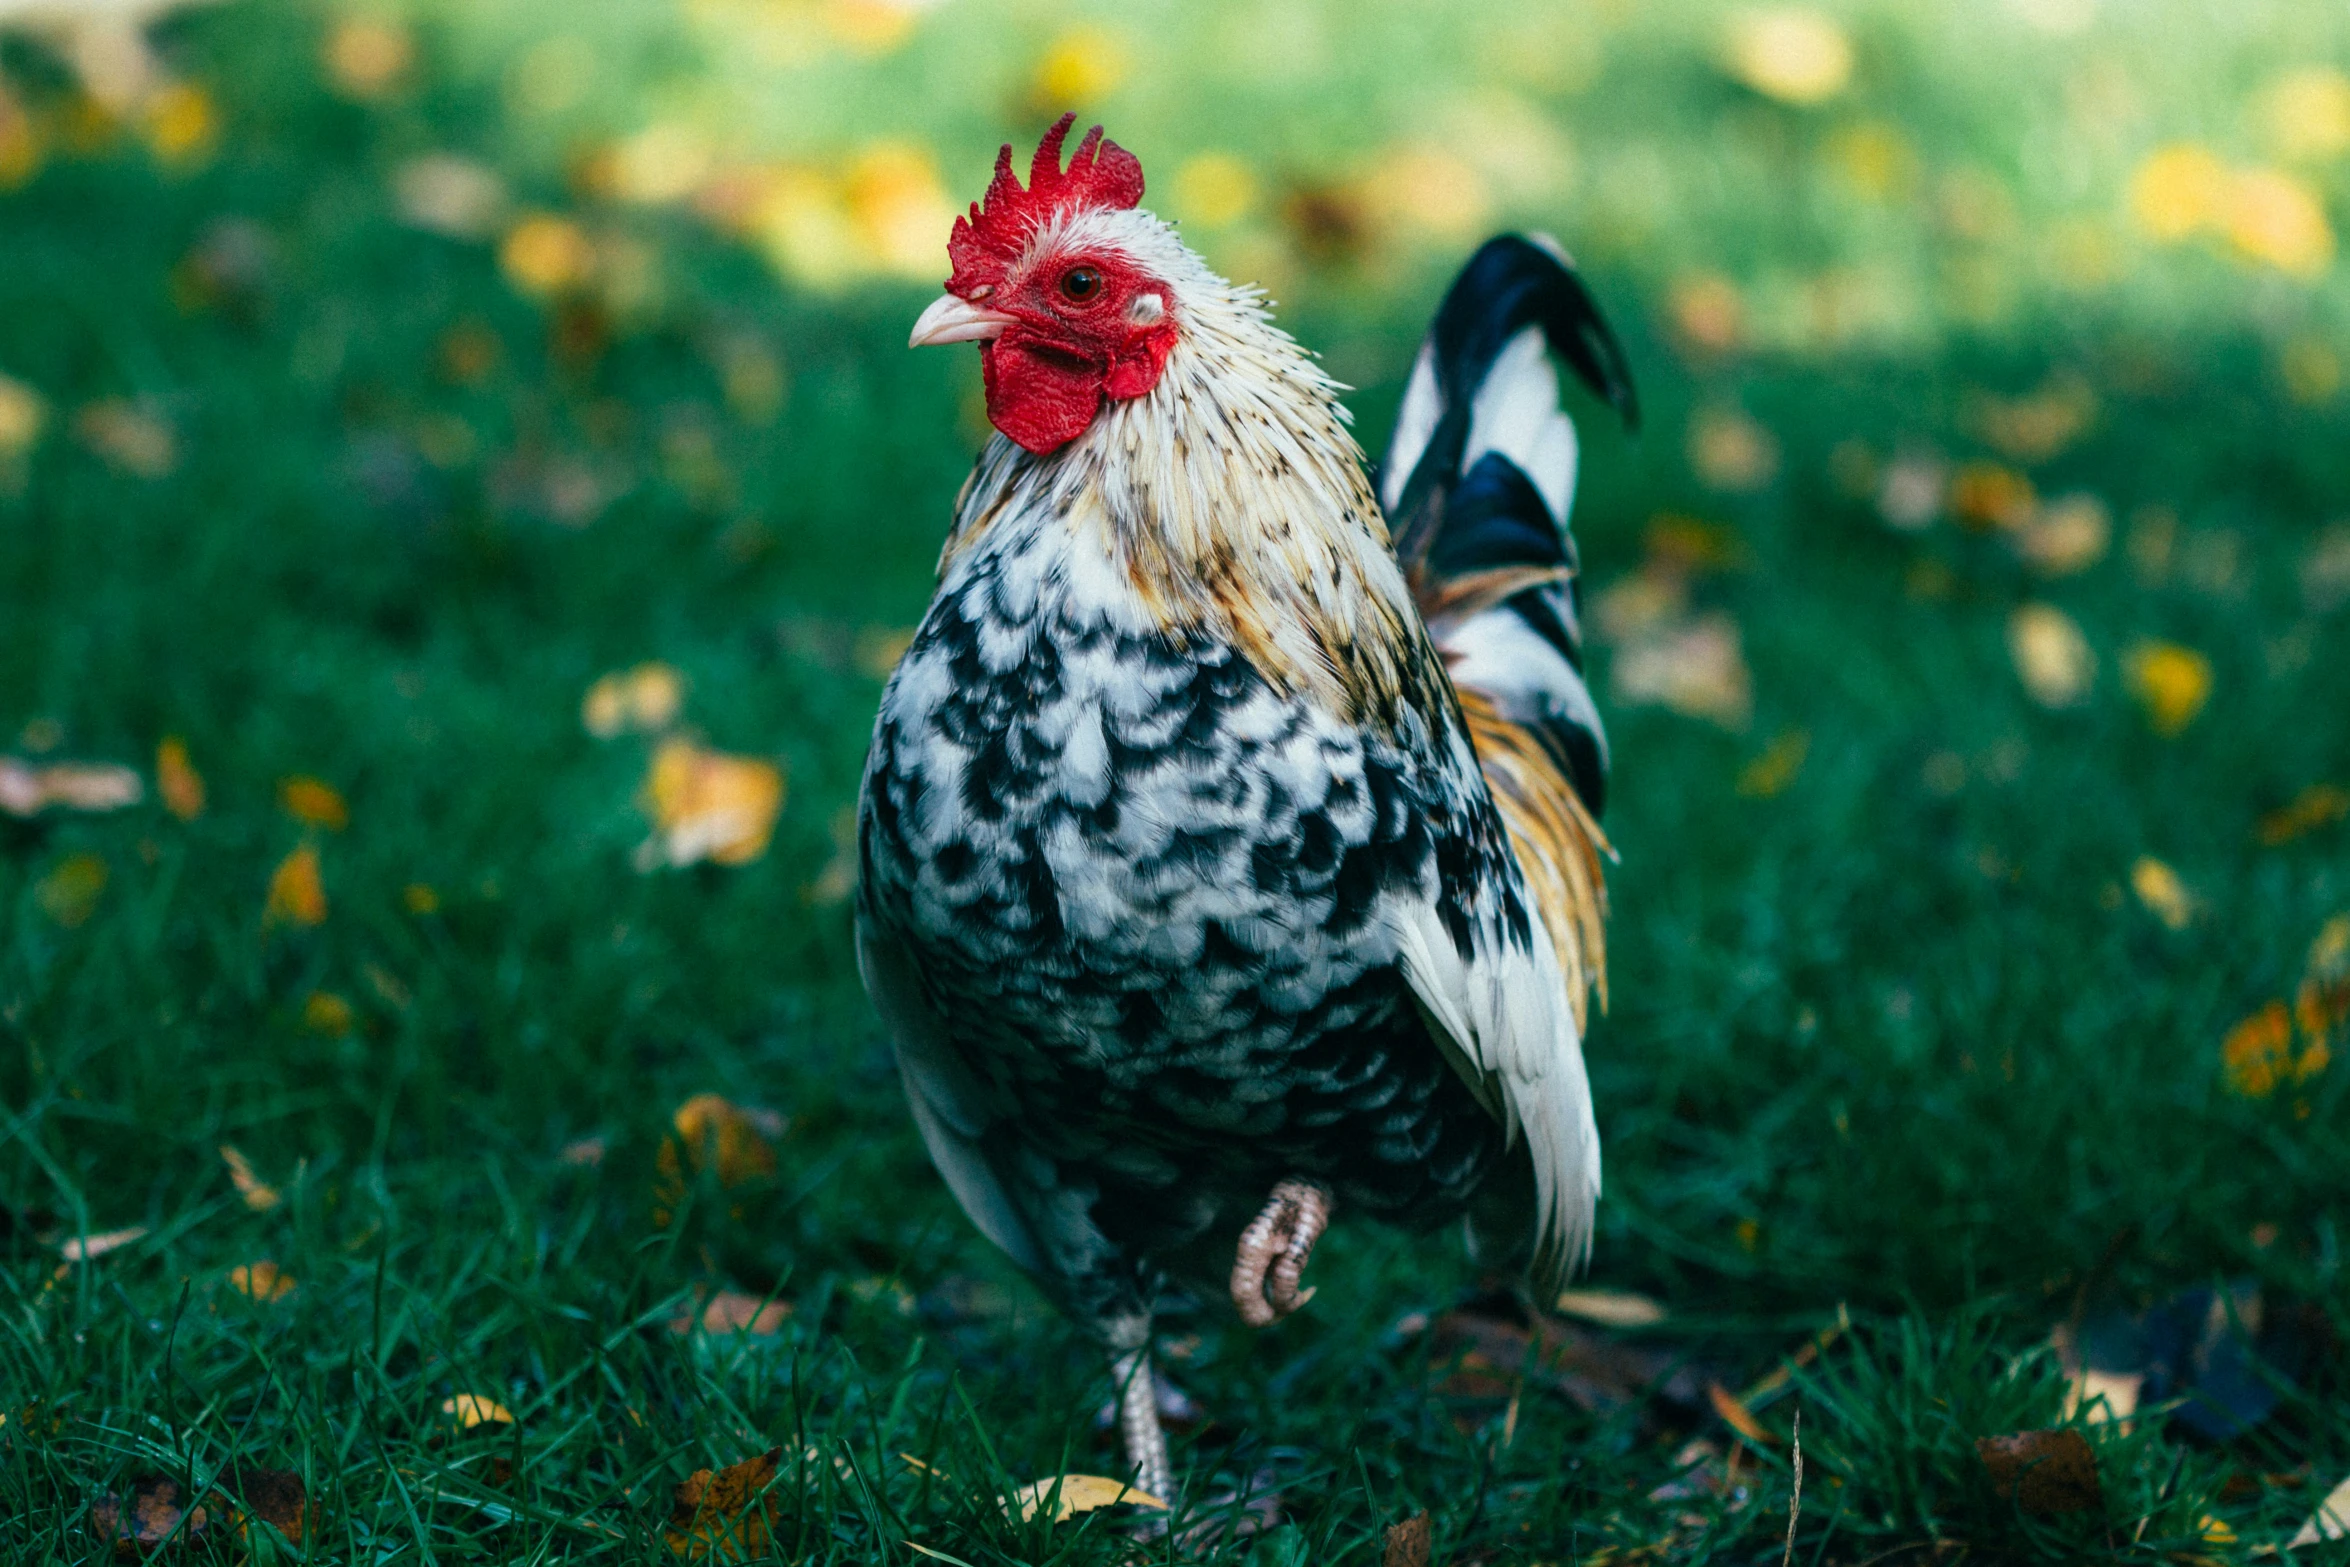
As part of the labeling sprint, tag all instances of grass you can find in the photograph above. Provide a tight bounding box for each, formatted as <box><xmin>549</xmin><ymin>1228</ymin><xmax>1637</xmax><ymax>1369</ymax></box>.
<box><xmin>3</xmin><ymin>0</ymin><xmax>2349</xmax><ymax>1560</ymax></box>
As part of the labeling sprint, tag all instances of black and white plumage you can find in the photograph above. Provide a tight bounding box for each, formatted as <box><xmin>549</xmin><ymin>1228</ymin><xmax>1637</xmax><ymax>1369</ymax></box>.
<box><xmin>858</xmin><ymin>141</ymin><xmax>1635</xmax><ymax>1500</ymax></box>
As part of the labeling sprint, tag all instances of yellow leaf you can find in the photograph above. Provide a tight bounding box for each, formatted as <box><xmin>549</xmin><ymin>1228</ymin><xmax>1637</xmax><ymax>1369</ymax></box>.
<box><xmin>665</xmin><ymin>1449</ymin><xmax>781</xmax><ymax>1561</ymax></box>
<box><xmin>641</xmin><ymin>739</ymin><xmax>785</xmax><ymax>868</ymax></box>
<box><xmin>156</xmin><ymin>737</ymin><xmax>205</xmax><ymax>819</ymax></box>
<box><xmin>2130</xmin><ymin>144</ymin><xmax>2229</xmax><ymax>242</ymax></box>
<box><xmin>60</xmin><ymin>1226</ymin><xmax>147</xmax><ymax>1261</ymax></box>
<box><xmin>1723</xmin><ymin>9</ymin><xmax>1852</xmax><ymax>106</ymax></box>
<box><xmin>1735</xmin><ymin>730</ymin><xmax>1808</xmax><ymax>799</ymax></box>
<box><xmin>2221</xmin><ymin>1001</ymin><xmax>2311</xmax><ymax>1099</ymax></box>
<box><xmin>1554</xmin><ymin>1289</ymin><xmax>1669</xmax><ymax>1328</ymax></box>
<box><xmin>227</xmin><ymin>1261</ymin><xmax>295</xmax><ymax>1302</ymax></box>
<box><xmin>500</xmin><ymin>214</ymin><xmax>597</xmax><ymax>297</ymax></box>
<box><xmin>583</xmin><ymin>662</ymin><xmax>685</xmax><ymax>738</ymax></box>
<box><xmin>1007</xmin><ymin>1473</ymin><xmax>1169</xmax><ymax>1523</ymax></box>
<box><xmin>35</xmin><ymin>853</ymin><xmax>108</xmax><ymax>927</ymax></box>
<box><xmin>219</xmin><ymin>1145</ymin><xmax>282</xmax><ymax>1211</ymax></box>
<box><xmin>303</xmin><ymin>991</ymin><xmax>355</xmax><ymax>1037</ymax></box>
<box><xmin>323</xmin><ymin>17</ymin><xmax>413</xmax><ymax>100</ymax></box>
<box><xmin>2007</xmin><ymin>604</ymin><xmax>2095</xmax><ymax>709</ymax></box>
<box><xmin>441</xmin><ymin>1394</ymin><xmax>515</xmax><ymax>1430</ymax></box>
<box><xmin>655</xmin><ymin>1095</ymin><xmax>783</xmax><ymax>1224</ymax></box>
<box><xmin>265</xmin><ymin>845</ymin><xmax>328</xmax><ymax>926</ymax></box>
<box><xmin>278</xmin><ymin>776</ymin><xmax>349</xmax><ymax>830</ymax></box>
<box><xmin>1951</xmin><ymin>462</ymin><xmax>2036</xmax><ymax>530</ymax></box>
<box><xmin>2130</xmin><ymin>856</ymin><xmax>2193</xmax><ymax>930</ymax></box>
<box><xmin>2124</xmin><ymin>641</ymin><xmax>2212</xmax><ymax>736</ymax></box>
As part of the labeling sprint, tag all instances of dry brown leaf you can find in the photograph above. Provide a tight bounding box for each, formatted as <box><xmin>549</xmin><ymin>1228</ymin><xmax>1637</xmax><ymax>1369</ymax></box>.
<box><xmin>1975</xmin><ymin>1428</ymin><xmax>2104</xmax><ymax>1515</ymax></box>
<box><xmin>218</xmin><ymin>1145</ymin><xmax>281</xmax><ymax>1211</ymax></box>
<box><xmin>1006</xmin><ymin>1473</ymin><xmax>1168</xmax><ymax>1523</ymax></box>
<box><xmin>1382</xmin><ymin>1510</ymin><xmax>1433</xmax><ymax>1567</ymax></box>
<box><xmin>665</xmin><ymin>1448</ymin><xmax>782</xmax><ymax>1561</ymax></box>
<box><xmin>226</xmin><ymin>1261</ymin><xmax>294</xmax><ymax>1302</ymax></box>
<box><xmin>441</xmin><ymin>1393</ymin><xmax>515</xmax><ymax>1431</ymax></box>
<box><xmin>2260</xmin><ymin>785</ymin><xmax>2350</xmax><ymax>846</ymax></box>
<box><xmin>60</xmin><ymin>1226</ymin><xmax>147</xmax><ymax>1262</ymax></box>
<box><xmin>1553</xmin><ymin>1289</ymin><xmax>1669</xmax><ymax>1329</ymax></box>
<box><xmin>1708</xmin><ymin>1380</ymin><xmax>1776</xmax><ymax>1446</ymax></box>
<box><xmin>2016</xmin><ymin>493</ymin><xmax>2112</xmax><ymax>576</ymax></box>
<box><xmin>2289</xmin><ymin>1472</ymin><xmax>2350</xmax><ymax>1549</ymax></box>
<box><xmin>654</xmin><ymin>1094</ymin><xmax>783</xmax><ymax>1225</ymax></box>
<box><xmin>668</xmin><ymin>1288</ymin><xmax>792</xmax><ymax>1338</ymax></box>
<box><xmin>1610</xmin><ymin>612</ymin><xmax>1752</xmax><ymax>728</ymax></box>
<box><xmin>36</xmin><ymin>853</ymin><xmax>109</xmax><ymax>927</ymax></box>
<box><xmin>639</xmin><ymin>738</ymin><xmax>785</xmax><ymax>868</ymax></box>
<box><xmin>265</xmin><ymin>844</ymin><xmax>328</xmax><ymax>926</ymax></box>
<box><xmin>155</xmin><ymin>737</ymin><xmax>205</xmax><ymax>819</ymax></box>
<box><xmin>89</xmin><ymin>1476</ymin><xmax>220</xmax><ymax>1558</ymax></box>
<box><xmin>220</xmin><ymin>1465</ymin><xmax>315</xmax><ymax>1546</ymax></box>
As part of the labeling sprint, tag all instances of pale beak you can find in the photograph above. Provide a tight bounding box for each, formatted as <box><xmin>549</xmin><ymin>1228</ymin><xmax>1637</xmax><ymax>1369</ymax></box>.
<box><xmin>909</xmin><ymin>293</ymin><xmax>1018</xmax><ymax>349</ymax></box>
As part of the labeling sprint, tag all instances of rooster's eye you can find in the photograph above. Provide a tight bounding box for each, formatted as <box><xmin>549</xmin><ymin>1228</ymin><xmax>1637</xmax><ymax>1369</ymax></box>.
<box><xmin>1059</xmin><ymin>267</ymin><xmax>1103</xmax><ymax>303</ymax></box>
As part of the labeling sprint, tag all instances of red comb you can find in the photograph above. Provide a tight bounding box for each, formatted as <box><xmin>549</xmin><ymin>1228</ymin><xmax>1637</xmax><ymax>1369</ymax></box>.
<box><xmin>947</xmin><ymin>114</ymin><xmax>1145</xmax><ymax>292</ymax></box>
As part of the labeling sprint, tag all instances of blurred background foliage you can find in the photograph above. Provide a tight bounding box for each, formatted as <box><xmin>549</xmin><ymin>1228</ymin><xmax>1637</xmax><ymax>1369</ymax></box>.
<box><xmin>3</xmin><ymin>0</ymin><xmax>2348</xmax><ymax>1560</ymax></box>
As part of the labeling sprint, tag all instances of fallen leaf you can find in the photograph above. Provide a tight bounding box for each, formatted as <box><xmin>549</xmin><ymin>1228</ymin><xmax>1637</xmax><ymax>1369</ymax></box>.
<box><xmin>442</xmin><ymin>1394</ymin><xmax>515</xmax><ymax>1431</ymax></box>
<box><xmin>2130</xmin><ymin>856</ymin><xmax>2193</xmax><ymax>930</ymax></box>
<box><xmin>155</xmin><ymin>737</ymin><xmax>204</xmax><ymax>819</ymax></box>
<box><xmin>1708</xmin><ymin>1380</ymin><xmax>1776</xmax><ymax>1446</ymax></box>
<box><xmin>501</xmin><ymin>213</ymin><xmax>597</xmax><ymax>297</ymax></box>
<box><xmin>35</xmin><ymin>853</ymin><xmax>109</xmax><ymax>927</ymax></box>
<box><xmin>278</xmin><ymin>776</ymin><xmax>348</xmax><ymax>830</ymax></box>
<box><xmin>220</xmin><ymin>1465</ymin><xmax>315</xmax><ymax>1546</ymax></box>
<box><xmin>60</xmin><ymin>1226</ymin><xmax>147</xmax><ymax>1261</ymax></box>
<box><xmin>323</xmin><ymin>16</ymin><xmax>411</xmax><ymax>99</ymax></box>
<box><xmin>1736</xmin><ymin>731</ymin><xmax>1808</xmax><ymax>799</ymax></box>
<box><xmin>2289</xmin><ymin>1473</ymin><xmax>2350</xmax><ymax>1549</ymax></box>
<box><xmin>1951</xmin><ymin>462</ymin><xmax>2035</xmax><ymax>530</ymax></box>
<box><xmin>89</xmin><ymin>1476</ymin><xmax>220</xmax><ymax>1557</ymax></box>
<box><xmin>583</xmin><ymin>662</ymin><xmax>686</xmax><ymax>738</ymax></box>
<box><xmin>2007</xmin><ymin>604</ymin><xmax>2095</xmax><ymax>708</ymax></box>
<box><xmin>1972</xmin><ymin>374</ymin><xmax>2097</xmax><ymax>463</ymax></box>
<box><xmin>639</xmin><ymin>738</ymin><xmax>785</xmax><ymax>868</ymax></box>
<box><xmin>665</xmin><ymin>1448</ymin><xmax>782</xmax><ymax>1561</ymax></box>
<box><xmin>226</xmin><ymin>1261</ymin><xmax>294</xmax><ymax>1302</ymax></box>
<box><xmin>75</xmin><ymin>400</ymin><xmax>177</xmax><ymax>477</ymax></box>
<box><xmin>1007</xmin><ymin>1473</ymin><xmax>1168</xmax><ymax>1523</ymax></box>
<box><xmin>1</xmin><ymin>757</ymin><xmax>143</xmax><ymax>816</ymax></box>
<box><xmin>1687</xmin><ymin>406</ymin><xmax>1779</xmax><ymax>491</ymax></box>
<box><xmin>395</xmin><ymin>154</ymin><xmax>509</xmax><ymax>239</ymax></box>
<box><xmin>1554</xmin><ymin>1289</ymin><xmax>1669</xmax><ymax>1329</ymax></box>
<box><xmin>1723</xmin><ymin>8</ymin><xmax>1851</xmax><ymax>105</ymax></box>
<box><xmin>2016</xmin><ymin>494</ymin><xmax>2111</xmax><ymax>576</ymax></box>
<box><xmin>1382</xmin><ymin>1510</ymin><xmax>1432</xmax><ymax>1567</ymax></box>
<box><xmin>2124</xmin><ymin>641</ymin><xmax>2212</xmax><ymax>737</ymax></box>
<box><xmin>1975</xmin><ymin>1428</ymin><xmax>2103</xmax><ymax>1515</ymax></box>
<box><xmin>668</xmin><ymin>1288</ymin><xmax>792</xmax><ymax>1338</ymax></box>
<box><xmin>264</xmin><ymin>844</ymin><xmax>327</xmax><ymax>926</ymax></box>
<box><xmin>2260</xmin><ymin>785</ymin><xmax>2350</xmax><ymax>846</ymax></box>
<box><xmin>1610</xmin><ymin>612</ymin><xmax>1752</xmax><ymax>728</ymax></box>
<box><xmin>219</xmin><ymin>1146</ymin><xmax>281</xmax><ymax>1210</ymax></box>
<box><xmin>1415</xmin><ymin>1298</ymin><xmax>1703</xmax><ymax>1429</ymax></box>
<box><xmin>654</xmin><ymin>1095</ymin><xmax>783</xmax><ymax>1225</ymax></box>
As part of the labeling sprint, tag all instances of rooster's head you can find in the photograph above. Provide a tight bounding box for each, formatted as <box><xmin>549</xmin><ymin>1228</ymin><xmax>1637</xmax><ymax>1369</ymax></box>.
<box><xmin>910</xmin><ymin>114</ymin><xmax>1183</xmax><ymax>456</ymax></box>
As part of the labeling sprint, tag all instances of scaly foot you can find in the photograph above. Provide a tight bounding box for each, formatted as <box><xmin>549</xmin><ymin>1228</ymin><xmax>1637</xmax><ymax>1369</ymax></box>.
<box><xmin>1230</xmin><ymin>1179</ymin><xmax>1334</xmax><ymax>1328</ymax></box>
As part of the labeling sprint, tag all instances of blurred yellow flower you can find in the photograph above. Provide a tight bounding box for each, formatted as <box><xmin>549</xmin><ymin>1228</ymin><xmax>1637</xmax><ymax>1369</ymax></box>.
<box><xmin>2259</xmin><ymin>66</ymin><xmax>2350</xmax><ymax>163</ymax></box>
<box><xmin>583</xmin><ymin>662</ymin><xmax>685</xmax><ymax>738</ymax></box>
<box><xmin>2129</xmin><ymin>143</ymin><xmax>2228</xmax><ymax>241</ymax></box>
<box><xmin>226</xmin><ymin>1260</ymin><xmax>296</xmax><ymax>1302</ymax></box>
<box><xmin>828</xmin><ymin>0</ymin><xmax>922</xmax><ymax>55</ymax></box>
<box><xmin>2258</xmin><ymin>784</ymin><xmax>2350</xmax><ymax>847</ymax></box>
<box><xmin>1365</xmin><ymin>145</ymin><xmax>1493</xmax><ymax>241</ymax></box>
<box><xmin>1172</xmin><ymin>152</ymin><xmax>1258</xmax><ymax>229</ymax></box>
<box><xmin>1828</xmin><ymin>122</ymin><xmax>1916</xmax><ymax>201</ymax></box>
<box><xmin>2007</xmin><ymin>604</ymin><xmax>2095</xmax><ymax>709</ymax></box>
<box><xmin>641</xmin><ymin>737</ymin><xmax>784</xmax><ymax>868</ymax></box>
<box><xmin>1668</xmin><ymin>273</ymin><xmax>1743</xmax><ymax>355</ymax></box>
<box><xmin>2124</xmin><ymin>640</ymin><xmax>2211</xmax><ymax>736</ymax></box>
<box><xmin>266</xmin><ymin>844</ymin><xmax>328</xmax><ymax>926</ymax></box>
<box><xmin>279</xmin><ymin>776</ymin><xmax>349</xmax><ymax>830</ymax></box>
<box><xmin>499</xmin><ymin>214</ymin><xmax>596</xmax><ymax>297</ymax></box>
<box><xmin>303</xmin><ymin>991</ymin><xmax>356</xmax><ymax>1036</ymax></box>
<box><xmin>1724</xmin><ymin>9</ymin><xmax>1853</xmax><ymax>106</ymax></box>
<box><xmin>752</xmin><ymin>166</ymin><xmax>864</xmax><ymax>290</ymax></box>
<box><xmin>844</xmin><ymin>142</ymin><xmax>956</xmax><ymax>279</ymax></box>
<box><xmin>0</xmin><ymin>371</ymin><xmax>45</xmax><ymax>459</ymax></box>
<box><xmin>1031</xmin><ymin>25</ymin><xmax>1129</xmax><ymax>110</ymax></box>
<box><xmin>143</xmin><ymin>83</ymin><xmax>218</xmax><ymax>167</ymax></box>
<box><xmin>36</xmin><ymin>853</ymin><xmax>108</xmax><ymax>927</ymax></box>
<box><xmin>323</xmin><ymin>17</ymin><xmax>414</xmax><ymax>101</ymax></box>
<box><xmin>2130</xmin><ymin>856</ymin><xmax>2193</xmax><ymax>930</ymax></box>
<box><xmin>2223</xmin><ymin>166</ymin><xmax>2334</xmax><ymax>277</ymax></box>
<box><xmin>156</xmin><ymin>736</ymin><xmax>205</xmax><ymax>819</ymax></box>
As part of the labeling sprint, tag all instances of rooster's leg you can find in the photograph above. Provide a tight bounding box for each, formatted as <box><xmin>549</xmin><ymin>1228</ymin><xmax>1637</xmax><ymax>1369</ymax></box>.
<box><xmin>1109</xmin><ymin>1343</ymin><xmax>1174</xmax><ymax>1504</ymax></box>
<box><xmin>1230</xmin><ymin>1179</ymin><xmax>1334</xmax><ymax>1328</ymax></box>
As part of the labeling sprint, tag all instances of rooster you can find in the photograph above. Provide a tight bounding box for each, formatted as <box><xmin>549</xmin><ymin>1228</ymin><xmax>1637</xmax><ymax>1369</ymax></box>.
<box><xmin>858</xmin><ymin>116</ymin><xmax>1636</xmax><ymax>1502</ymax></box>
